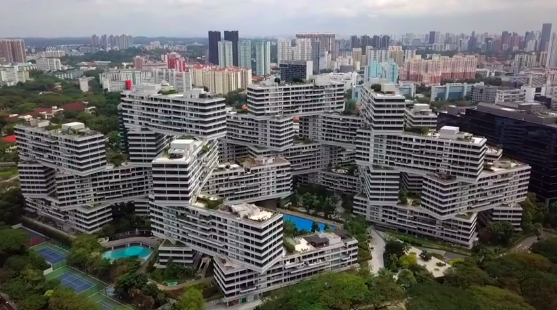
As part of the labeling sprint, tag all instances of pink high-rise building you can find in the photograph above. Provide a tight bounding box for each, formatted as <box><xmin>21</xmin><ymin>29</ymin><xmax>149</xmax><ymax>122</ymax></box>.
<box><xmin>400</xmin><ymin>55</ymin><xmax>478</xmax><ymax>85</ymax></box>
<box><xmin>0</xmin><ymin>39</ymin><xmax>26</xmax><ymax>63</ymax></box>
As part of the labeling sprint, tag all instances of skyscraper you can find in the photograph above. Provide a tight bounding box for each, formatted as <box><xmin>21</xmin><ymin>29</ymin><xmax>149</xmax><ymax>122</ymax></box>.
<box><xmin>255</xmin><ymin>41</ymin><xmax>271</xmax><ymax>76</ymax></box>
<box><xmin>218</xmin><ymin>40</ymin><xmax>233</xmax><ymax>68</ymax></box>
<box><xmin>350</xmin><ymin>35</ymin><xmax>360</xmax><ymax>49</ymax></box>
<box><xmin>239</xmin><ymin>40</ymin><xmax>252</xmax><ymax>69</ymax></box>
<box><xmin>540</xmin><ymin>23</ymin><xmax>553</xmax><ymax>52</ymax></box>
<box><xmin>547</xmin><ymin>33</ymin><xmax>557</xmax><ymax>68</ymax></box>
<box><xmin>0</xmin><ymin>39</ymin><xmax>26</xmax><ymax>63</ymax></box>
<box><xmin>91</xmin><ymin>34</ymin><xmax>100</xmax><ymax>47</ymax></box>
<box><xmin>224</xmin><ymin>31</ymin><xmax>239</xmax><ymax>66</ymax></box>
<box><xmin>277</xmin><ymin>39</ymin><xmax>293</xmax><ymax>64</ymax></box>
<box><xmin>429</xmin><ymin>31</ymin><xmax>436</xmax><ymax>44</ymax></box>
<box><xmin>208</xmin><ymin>31</ymin><xmax>221</xmax><ymax>65</ymax></box>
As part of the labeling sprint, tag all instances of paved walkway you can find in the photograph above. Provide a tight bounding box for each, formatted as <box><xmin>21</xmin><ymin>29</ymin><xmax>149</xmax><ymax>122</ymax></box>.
<box><xmin>368</xmin><ymin>227</ymin><xmax>385</xmax><ymax>273</ymax></box>
<box><xmin>102</xmin><ymin>237</ymin><xmax>160</xmax><ymax>248</ymax></box>
<box><xmin>153</xmin><ymin>276</ymin><xmax>214</xmax><ymax>291</ymax></box>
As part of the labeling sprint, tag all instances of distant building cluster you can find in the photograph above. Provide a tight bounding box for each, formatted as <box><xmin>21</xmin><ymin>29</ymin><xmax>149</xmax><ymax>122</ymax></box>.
<box><xmin>91</xmin><ymin>34</ymin><xmax>134</xmax><ymax>50</ymax></box>
<box><xmin>0</xmin><ymin>39</ymin><xmax>26</xmax><ymax>63</ymax></box>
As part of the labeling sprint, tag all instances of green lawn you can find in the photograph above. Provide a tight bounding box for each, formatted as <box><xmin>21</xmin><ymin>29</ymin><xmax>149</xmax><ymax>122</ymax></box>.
<box><xmin>0</xmin><ymin>167</ymin><xmax>18</xmax><ymax>181</ymax></box>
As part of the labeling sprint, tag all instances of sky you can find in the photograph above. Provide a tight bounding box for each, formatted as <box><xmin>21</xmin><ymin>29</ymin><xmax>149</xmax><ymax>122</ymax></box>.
<box><xmin>1</xmin><ymin>0</ymin><xmax>557</xmax><ymax>37</ymax></box>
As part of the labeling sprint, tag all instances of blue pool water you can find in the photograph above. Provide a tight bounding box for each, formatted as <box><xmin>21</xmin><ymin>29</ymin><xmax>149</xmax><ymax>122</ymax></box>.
<box><xmin>102</xmin><ymin>246</ymin><xmax>152</xmax><ymax>260</ymax></box>
<box><xmin>283</xmin><ymin>214</ymin><xmax>335</xmax><ymax>232</ymax></box>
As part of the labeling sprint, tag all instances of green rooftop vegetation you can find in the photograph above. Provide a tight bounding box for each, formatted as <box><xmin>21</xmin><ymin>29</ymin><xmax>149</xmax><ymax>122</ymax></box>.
<box><xmin>197</xmin><ymin>195</ymin><xmax>224</xmax><ymax>209</ymax></box>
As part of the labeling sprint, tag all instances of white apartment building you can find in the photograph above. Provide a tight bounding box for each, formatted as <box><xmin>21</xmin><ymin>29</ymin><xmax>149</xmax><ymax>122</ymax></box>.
<box><xmin>404</xmin><ymin>104</ymin><xmax>437</xmax><ymax>128</ymax></box>
<box><xmin>495</xmin><ymin>88</ymin><xmax>526</xmax><ymax>103</ymax></box>
<box><xmin>36</xmin><ymin>58</ymin><xmax>62</xmax><ymax>71</ymax></box>
<box><xmin>293</xmin><ymin>39</ymin><xmax>312</xmax><ymax>61</ymax></box>
<box><xmin>191</xmin><ymin>66</ymin><xmax>252</xmax><ymax>95</ymax></box>
<box><xmin>218</xmin><ymin>41</ymin><xmax>234</xmax><ymax>68</ymax></box>
<box><xmin>204</xmin><ymin>156</ymin><xmax>291</xmax><ymax>203</ymax></box>
<box><xmin>16</xmin><ymin>121</ymin><xmax>150</xmax><ymax>233</ymax></box>
<box><xmin>255</xmin><ymin>41</ymin><xmax>271</xmax><ymax>76</ymax></box>
<box><xmin>239</xmin><ymin>40</ymin><xmax>252</xmax><ymax>69</ymax></box>
<box><xmin>0</xmin><ymin>65</ymin><xmax>29</xmax><ymax>86</ymax></box>
<box><xmin>352</xmin><ymin>83</ymin><xmax>530</xmax><ymax>247</ymax></box>
<box><xmin>277</xmin><ymin>39</ymin><xmax>293</xmax><ymax>64</ymax></box>
<box><xmin>100</xmin><ymin>69</ymin><xmax>193</xmax><ymax>92</ymax></box>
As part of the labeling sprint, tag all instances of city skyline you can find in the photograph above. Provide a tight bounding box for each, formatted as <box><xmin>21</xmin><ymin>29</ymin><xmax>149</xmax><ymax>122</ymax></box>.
<box><xmin>1</xmin><ymin>0</ymin><xmax>557</xmax><ymax>37</ymax></box>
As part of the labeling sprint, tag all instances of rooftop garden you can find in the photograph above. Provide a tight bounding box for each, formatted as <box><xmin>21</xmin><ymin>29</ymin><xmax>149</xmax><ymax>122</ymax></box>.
<box><xmin>455</xmin><ymin>212</ymin><xmax>474</xmax><ymax>220</ymax></box>
<box><xmin>403</xmin><ymin>126</ymin><xmax>431</xmax><ymax>135</ymax></box>
<box><xmin>197</xmin><ymin>195</ymin><xmax>224</xmax><ymax>209</ymax></box>
<box><xmin>159</xmin><ymin>89</ymin><xmax>177</xmax><ymax>95</ymax></box>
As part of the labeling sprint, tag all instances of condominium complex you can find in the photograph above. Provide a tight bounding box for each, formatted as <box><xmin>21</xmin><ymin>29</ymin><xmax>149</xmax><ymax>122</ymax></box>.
<box><xmin>190</xmin><ymin>65</ymin><xmax>252</xmax><ymax>94</ymax></box>
<box><xmin>100</xmin><ymin>68</ymin><xmax>193</xmax><ymax>92</ymax></box>
<box><xmin>0</xmin><ymin>64</ymin><xmax>31</xmax><ymax>86</ymax></box>
<box><xmin>218</xmin><ymin>41</ymin><xmax>234</xmax><ymax>68</ymax></box>
<box><xmin>0</xmin><ymin>39</ymin><xmax>26</xmax><ymax>63</ymax></box>
<box><xmin>255</xmin><ymin>41</ymin><xmax>271</xmax><ymax>76</ymax></box>
<box><xmin>15</xmin><ymin>77</ymin><xmax>531</xmax><ymax>305</ymax></box>
<box><xmin>400</xmin><ymin>55</ymin><xmax>478</xmax><ymax>85</ymax></box>
<box><xmin>438</xmin><ymin>102</ymin><xmax>557</xmax><ymax>205</ymax></box>
<box><xmin>36</xmin><ymin>58</ymin><xmax>62</xmax><ymax>72</ymax></box>
<box><xmin>91</xmin><ymin>34</ymin><xmax>133</xmax><ymax>50</ymax></box>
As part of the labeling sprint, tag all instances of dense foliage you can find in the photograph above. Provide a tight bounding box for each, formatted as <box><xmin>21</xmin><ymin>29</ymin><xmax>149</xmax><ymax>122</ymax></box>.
<box><xmin>0</xmin><ymin>73</ymin><xmax>122</xmax><ymax>138</ymax></box>
<box><xmin>257</xmin><ymin>237</ymin><xmax>557</xmax><ymax>310</ymax></box>
<box><xmin>0</xmin><ymin>227</ymin><xmax>102</xmax><ymax>310</ymax></box>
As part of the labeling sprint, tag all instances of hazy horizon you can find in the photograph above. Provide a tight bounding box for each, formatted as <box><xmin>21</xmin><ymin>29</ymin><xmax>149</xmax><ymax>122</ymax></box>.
<box><xmin>1</xmin><ymin>0</ymin><xmax>556</xmax><ymax>37</ymax></box>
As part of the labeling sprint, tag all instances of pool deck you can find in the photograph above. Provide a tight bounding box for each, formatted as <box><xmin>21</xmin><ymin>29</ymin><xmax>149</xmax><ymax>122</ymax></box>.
<box><xmin>279</xmin><ymin>208</ymin><xmax>343</xmax><ymax>228</ymax></box>
<box><xmin>101</xmin><ymin>237</ymin><xmax>160</xmax><ymax>249</ymax></box>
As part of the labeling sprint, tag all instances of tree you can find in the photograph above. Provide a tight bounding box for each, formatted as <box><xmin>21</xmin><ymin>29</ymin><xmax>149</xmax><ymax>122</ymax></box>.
<box><xmin>107</xmin><ymin>131</ymin><xmax>121</xmax><ymax>150</ymax></box>
<box><xmin>443</xmin><ymin>264</ymin><xmax>494</xmax><ymax>289</ymax></box>
<box><xmin>257</xmin><ymin>273</ymin><xmax>370</xmax><ymax>310</ymax></box>
<box><xmin>469</xmin><ymin>285</ymin><xmax>536</xmax><ymax>310</ymax></box>
<box><xmin>399</xmin><ymin>253</ymin><xmax>418</xmax><ymax>269</ymax></box>
<box><xmin>0</xmin><ymin>188</ymin><xmax>24</xmax><ymax>225</ymax></box>
<box><xmin>397</xmin><ymin>269</ymin><xmax>417</xmax><ymax>289</ymax></box>
<box><xmin>0</xmin><ymin>228</ymin><xmax>29</xmax><ymax>263</ymax></box>
<box><xmin>531</xmin><ymin>237</ymin><xmax>557</xmax><ymax>264</ymax></box>
<box><xmin>479</xmin><ymin>221</ymin><xmax>514</xmax><ymax>246</ymax></box>
<box><xmin>114</xmin><ymin>273</ymin><xmax>149</xmax><ymax>299</ymax></box>
<box><xmin>177</xmin><ymin>287</ymin><xmax>205</xmax><ymax>310</ymax></box>
<box><xmin>365</xmin><ymin>273</ymin><xmax>406</xmax><ymax>310</ymax></box>
<box><xmin>406</xmin><ymin>282</ymin><xmax>477</xmax><ymax>310</ymax></box>
<box><xmin>311</xmin><ymin>221</ymin><xmax>320</xmax><ymax>232</ymax></box>
<box><xmin>384</xmin><ymin>239</ymin><xmax>409</xmax><ymax>270</ymax></box>
<box><xmin>18</xmin><ymin>294</ymin><xmax>49</xmax><ymax>310</ymax></box>
<box><xmin>48</xmin><ymin>287</ymin><xmax>101</xmax><ymax>310</ymax></box>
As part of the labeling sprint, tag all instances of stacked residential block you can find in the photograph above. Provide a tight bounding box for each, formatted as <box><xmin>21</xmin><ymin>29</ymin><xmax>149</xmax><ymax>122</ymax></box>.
<box><xmin>16</xmin><ymin>78</ymin><xmax>530</xmax><ymax>305</ymax></box>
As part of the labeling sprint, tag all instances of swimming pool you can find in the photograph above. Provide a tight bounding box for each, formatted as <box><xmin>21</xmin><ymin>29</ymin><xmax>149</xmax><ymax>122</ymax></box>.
<box><xmin>283</xmin><ymin>214</ymin><xmax>335</xmax><ymax>232</ymax></box>
<box><xmin>102</xmin><ymin>246</ymin><xmax>152</xmax><ymax>260</ymax></box>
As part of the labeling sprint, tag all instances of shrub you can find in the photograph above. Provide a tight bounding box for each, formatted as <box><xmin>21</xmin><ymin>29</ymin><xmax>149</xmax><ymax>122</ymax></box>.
<box><xmin>449</xmin><ymin>258</ymin><xmax>465</xmax><ymax>266</ymax></box>
<box><xmin>419</xmin><ymin>251</ymin><xmax>433</xmax><ymax>261</ymax></box>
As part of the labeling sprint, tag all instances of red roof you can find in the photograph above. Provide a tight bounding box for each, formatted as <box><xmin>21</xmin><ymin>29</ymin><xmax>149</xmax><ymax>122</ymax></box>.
<box><xmin>4</xmin><ymin>102</ymin><xmax>87</xmax><ymax>122</ymax></box>
<box><xmin>1</xmin><ymin>135</ymin><xmax>16</xmax><ymax>143</ymax></box>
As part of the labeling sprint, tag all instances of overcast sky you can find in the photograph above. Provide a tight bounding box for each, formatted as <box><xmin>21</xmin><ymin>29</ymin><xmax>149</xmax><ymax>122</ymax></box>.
<box><xmin>1</xmin><ymin>0</ymin><xmax>557</xmax><ymax>37</ymax></box>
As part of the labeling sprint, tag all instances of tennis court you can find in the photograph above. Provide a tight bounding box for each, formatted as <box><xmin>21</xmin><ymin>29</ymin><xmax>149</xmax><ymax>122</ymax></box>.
<box><xmin>36</xmin><ymin>247</ymin><xmax>67</xmax><ymax>264</ymax></box>
<box><xmin>57</xmin><ymin>272</ymin><xmax>95</xmax><ymax>293</ymax></box>
<box><xmin>31</xmin><ymin>242</ymin><xmax>70</xmax><ymax>269</ymax></box>
<box><xmin>46</xmin><ymin>266</ymin><xmax>106</xmax><ymax>296</ymax></box>
<box><xmin>89</xmin><ymin>292</ymin><xmax>131</xmax><ymax>310</ymax></box>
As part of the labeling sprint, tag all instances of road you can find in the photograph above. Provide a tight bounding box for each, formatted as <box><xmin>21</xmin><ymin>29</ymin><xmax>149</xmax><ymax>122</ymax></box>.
<box><xmin>512</xmin><ymin>232</ymin><xmax>551</xmax><ymax>252</ymax></box>
<box><xmin>368</xmin><ymin>227</ymin><xmax>385</xmax><ymax>274</ymax></box>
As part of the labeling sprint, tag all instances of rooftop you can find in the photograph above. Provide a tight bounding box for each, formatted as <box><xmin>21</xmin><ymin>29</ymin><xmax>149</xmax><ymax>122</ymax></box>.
<box><xmin>238</xmin><ymin>156</ymin><xmax>289</xmax><ymax>168</ymax></box>
<box><xmin>402</xmin><ymin>125</ymin><xmax>486</xmax><ymax>144</ymax></box>
<box><xmin>156</xmin><ymin>139</ymin><xmax>205</xmax><ymax>162</ymax></box>
<box><xmin>286</xmin><ymin>230</ymin><xmax>352</xmax><ymax>253</ymax></box>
